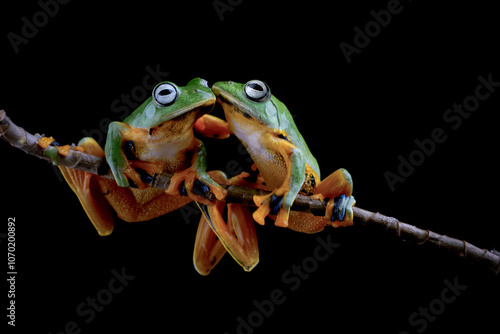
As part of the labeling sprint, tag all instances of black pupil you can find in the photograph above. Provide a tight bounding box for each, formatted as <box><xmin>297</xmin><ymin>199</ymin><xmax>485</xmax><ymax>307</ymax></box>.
<box><xmin>249</xmin><ymin>83</ymin><xmax>264</xmax><ymax>92</ymax></box>
<box><xmin>159</xmin><ymin>89</ymin><xmax>173</xmax><ymax>96</ymax></box>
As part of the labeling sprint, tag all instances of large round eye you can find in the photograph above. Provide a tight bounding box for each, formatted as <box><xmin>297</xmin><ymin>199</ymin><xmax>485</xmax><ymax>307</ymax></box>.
<box><xmin>199</xmin><ymin>78</ymin><xmax>209</xmax><ymax>88</ymax></box>
<box><xmin>153</xmin><ymin>83</ymin><xmax>178</xmax><ymax>107</ymax></box>
<box><xmin>244</xmin><ymin>80</ymin><xmax>271</xmax><ymax>102</ymax></box>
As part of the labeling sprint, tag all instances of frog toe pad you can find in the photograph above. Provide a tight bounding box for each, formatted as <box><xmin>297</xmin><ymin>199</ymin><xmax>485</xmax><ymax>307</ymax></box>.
<box><xmin>252</xmin><ymin>193</ymin><xmax>289</xmax><ymax>227</ymax></box>
<box><xmin>167</xmin><ymin>168</ymin><xmax>227</xmax><ymax>205</ymax></box>
<box><xmin>329</xmin><ymin>194</ymin><xmax>356</xmax><ymax>227</ymax></box>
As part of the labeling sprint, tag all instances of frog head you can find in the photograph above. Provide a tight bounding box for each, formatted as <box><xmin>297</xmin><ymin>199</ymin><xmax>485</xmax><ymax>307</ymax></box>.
<box><xmin>212</xmin><ymin>80</ymin><xmax>288</xmax><ymax>130</ymax></box>
<box><xmin>124</xmin><ymin>77</ymin><xmax>216</xmax><ymax>128</ymax></box>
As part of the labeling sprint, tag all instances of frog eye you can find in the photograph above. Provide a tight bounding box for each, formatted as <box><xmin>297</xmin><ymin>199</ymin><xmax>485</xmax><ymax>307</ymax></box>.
<box><xmin>244</xmin><ymin>80</ymin><xmax>271</xmax><ymax>102</ymax></box>
<box><xmin>153</xmin><ymin>83</ymin><xmax>178</xmax><ymax>107</ymax></box>
<box><xmin>199</xmin><ymin>79</ymin><xmax>209</xmax><ymax>88</ymax></box>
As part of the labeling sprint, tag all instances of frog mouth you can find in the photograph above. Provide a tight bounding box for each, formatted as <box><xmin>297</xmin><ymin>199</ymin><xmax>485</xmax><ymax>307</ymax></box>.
<box><xmin>212</xmin><ymin>86</ymin><xmax>280</xmax><ymax>128</ymax></box>
<box><xmin>212</xmin><ymin>86</ymin><xmax>255</xmax><ymax>117</ymax></box>
<box><xmin>158</xmin><ymin>98</ymin><xmax>216</xmax><ymax>121</ymax></box>
<box><xmin>211</xmin><ymin>85</ymin><xmax>230</xmax><ymax>103</ymax></box>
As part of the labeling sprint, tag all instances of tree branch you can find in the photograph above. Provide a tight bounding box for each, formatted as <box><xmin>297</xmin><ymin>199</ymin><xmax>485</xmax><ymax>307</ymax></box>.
<box><xmin>1</xmin><ymin>109</ymin><xmax>499</xmax><ymax>275</ymax></box>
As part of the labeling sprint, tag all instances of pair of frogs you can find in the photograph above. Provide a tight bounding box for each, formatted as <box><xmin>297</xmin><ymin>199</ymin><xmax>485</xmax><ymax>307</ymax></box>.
<box><xmin>43</xmin><ymin>78</ymin><xmax>355</xmax><ymax>275</ymax></box>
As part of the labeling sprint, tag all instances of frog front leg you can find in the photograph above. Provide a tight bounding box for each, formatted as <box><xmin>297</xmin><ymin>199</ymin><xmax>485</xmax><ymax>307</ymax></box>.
<box><xmin>313</xmin><ymin>168</ymin><xmax>356</xmax><ymax>227</ymax></box>
<box><xmin>105</xmin><ymin>121</ymin><xmax>163</xmax><ymax>189</ymax></box>
<box><xmin>166</xmin><ymin>139</ymin><xmax>227</xmax><ymax>205</ymax></box>
<box><xmin>252</xmin><ymin>134</ymin><xmax>306</xmax><ymax>228</ymax></box>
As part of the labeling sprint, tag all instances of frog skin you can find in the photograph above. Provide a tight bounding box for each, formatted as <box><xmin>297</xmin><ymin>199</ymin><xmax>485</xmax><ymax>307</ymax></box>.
<box><xmin>39</xmin><ymin>78</ymin><xmax>227</xmax><ymax>237</ymax></box>
<box><xmin>191</xmin><ymin>80</ymin><xmax>356</xmax><ymax>274</ymax></box>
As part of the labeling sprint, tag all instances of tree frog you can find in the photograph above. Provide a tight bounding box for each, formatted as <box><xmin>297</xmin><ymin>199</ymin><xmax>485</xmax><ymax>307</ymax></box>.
<box><xmin>40</xmin><ymin>78</ymin><xmax>227</xmax><ymax>236</ymax></box>
<box><xmin>192</xmin><ymin>80</ymin><xmax>356</xmax><ymax>273</ymax></box>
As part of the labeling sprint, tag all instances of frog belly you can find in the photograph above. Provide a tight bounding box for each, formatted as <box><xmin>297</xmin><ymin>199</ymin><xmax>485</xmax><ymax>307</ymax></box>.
<box><xmin>134</xmin><ymin>129</ymin><xmax>194</xmax><ymax>173</ymax></box>
<box><xmin>227</xmin><ymin>110</ymin><xmax>288</xmax><ymax>190</ymax></box>
<box><xmin>246</xmin><ymin>145</ymin><xmax>287</xmax><ymax>190</ymax></box>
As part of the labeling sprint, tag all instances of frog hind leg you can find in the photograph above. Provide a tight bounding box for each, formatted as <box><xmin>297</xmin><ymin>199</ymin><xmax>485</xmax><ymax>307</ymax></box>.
<box><xmin>58</xmin><ymin>137</ymin><xmax>114</xmax><ymax>236</ymax></box>
<box><xmin>99</xmin><ymin>180</ymin><xmax>193</xmax><ymax>223</ymax></box>
<box><xmin>61</xmin><ymin>137</ymin><xmax>193</xmax><ymax>235</ymax></box>
<box><xmin>285</xmin><ymin>211</ymin><xmax>327</xmax><ymax>234</ymax></box>
<box><xmin>196</xmin><ymin>201</ymin><xmax>259</xmax><ymax>273</ymax></box>
<box><xmin>193</xmin><ymin>212</ymin><xmax>227</xmax><ymax>275</ymax></box>
<box><xmin>313</xmin><ymin>168</ymin><xmax>356</xmax><ymax>227</ymax></box>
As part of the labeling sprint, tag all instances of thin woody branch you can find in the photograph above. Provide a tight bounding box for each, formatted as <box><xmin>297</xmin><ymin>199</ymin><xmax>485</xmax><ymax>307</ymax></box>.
<box><xmin>0</xmin><ymin>109</ymin><xmax>108</xmax><ymax>177</ymax></box>
<box><xmin>1</xmin><ymin>109</ymin><xmax>499</xmax><ymax>275</ymax></box>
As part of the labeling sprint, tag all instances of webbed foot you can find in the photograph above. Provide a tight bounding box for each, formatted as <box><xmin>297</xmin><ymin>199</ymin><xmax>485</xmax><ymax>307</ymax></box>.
<box><xmin>313</xmin><ymin>168</ymin><xmax>356</xmax><ymax>227</ymax></box>
<box><xmin>166</xmin><ymin>167</ymin><xmax>228</xmax><ymax>205</ymax></box>
<box><xmin>326</xmin><ymin>194</ymin><xmax>356</xmax><ymax>227</ymax></box>
<box><xmin>253</xmin><ymin>190</ymin><xmax>291</xmax><ymax>227</ymax></box>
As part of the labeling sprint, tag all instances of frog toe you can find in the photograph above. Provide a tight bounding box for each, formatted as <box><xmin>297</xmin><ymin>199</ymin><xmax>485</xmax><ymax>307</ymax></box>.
<box><xmin>192</xmin><ymin>179</ymin><xmax>211</xmax><ymax>197</ymax></box>
<box><xmin>167</xmin><ymin>168</ymin><xmax>227</xmax><ymax>205</ymax></box>
<box><xmin>179</xmin><ymin>180</ymin><xmax>188</xmax><ymax>197</ymax></box>
<box><xmin>124</xmin><ymin>169</ymin><xmax>153</xmax><ymax>189</ymax></box>
<box><xmin>329</xmin><ymin>194</ymin><xmax>356</xmax><ymax>227</ymax></box>
<box><xmin>197</xmin><ymin>173</ymin><xmax>228</xmax><ymax>201</ymax></box>
<box><xmin>177</xmin><ymin>179</ymin><xmax>210</xmax><ymax>199</ymax></box>
<box><xmin>252</xmin><ymin>193</ymin><xmax>290</xmax><ymax>227</ymax></box>
<box><xmin>269</xmin><ymin>194</ymin><xmax>284</xmax><ymax>215</ymax></box>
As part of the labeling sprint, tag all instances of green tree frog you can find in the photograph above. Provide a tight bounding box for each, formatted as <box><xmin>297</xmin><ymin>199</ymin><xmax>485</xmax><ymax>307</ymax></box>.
<box><xmin>192</xmin><ymin>80</ymin><xmax>356</xmax><ymax>274</ymax></box>
<box><xmin>40</xmin><ymin>78</ymin><xmax>227</xmax><ymax>236</ymax></box>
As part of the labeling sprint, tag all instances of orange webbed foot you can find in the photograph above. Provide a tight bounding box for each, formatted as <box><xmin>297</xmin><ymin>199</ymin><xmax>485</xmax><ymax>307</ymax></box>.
<box><xmin>313</xmin><ymin>168</ymin><xmax>356</xmax><ymax>227</ymax></box>
<box><xmin>166</xmin><ymin>167</ymin><xmax>228</xmax><ymax>205</ymax></box>
<box><xmin>253</xmin><ymin>191</ymin><xmax>290</xmax><ymax>227</ymax></box>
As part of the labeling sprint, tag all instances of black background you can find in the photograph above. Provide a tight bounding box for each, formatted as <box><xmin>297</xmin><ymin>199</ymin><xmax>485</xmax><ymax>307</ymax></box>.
<box><xmin>1</xmin><ymin>1</ymin><xmax>499</xmax><ymax>333</ymax></box>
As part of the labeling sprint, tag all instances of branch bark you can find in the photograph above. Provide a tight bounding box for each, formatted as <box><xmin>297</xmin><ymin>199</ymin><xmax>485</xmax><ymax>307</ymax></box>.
<box><xmin>1</xmin><ymin>109</ymin><xmax>499</xmax><ymax>275</ymax></box>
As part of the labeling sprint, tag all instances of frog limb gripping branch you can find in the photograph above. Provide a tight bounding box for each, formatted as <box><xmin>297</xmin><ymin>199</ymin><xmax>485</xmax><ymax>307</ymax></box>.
<box><xmin>1</xmin><ymin>108</ymin><xmax>499</xmax><ymax>276</ymax></box>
